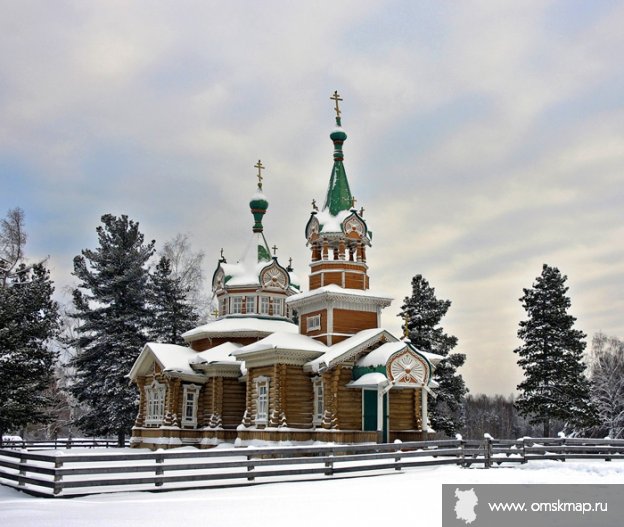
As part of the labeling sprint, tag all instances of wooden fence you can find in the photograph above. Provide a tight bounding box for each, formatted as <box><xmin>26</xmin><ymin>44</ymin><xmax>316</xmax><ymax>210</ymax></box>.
<box><xmin>0</xmin><ymin>438</ymin><xmax>128</xmax><ymax>450</ymax></box>
<box><xmin>0</xmin><ymin>437</ymin><xmax>622</xmax><ymax>498</ymax></box>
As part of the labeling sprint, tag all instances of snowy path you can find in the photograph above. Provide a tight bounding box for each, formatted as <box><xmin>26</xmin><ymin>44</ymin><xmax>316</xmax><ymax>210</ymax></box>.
<box><xmin>1</xmin><ymin>460</ymin><xmax>623</xmax><ymax>527</ymax></box>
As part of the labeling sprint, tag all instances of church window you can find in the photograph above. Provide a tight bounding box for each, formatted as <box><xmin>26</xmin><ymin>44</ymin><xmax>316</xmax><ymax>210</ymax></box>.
<box><xmin>145</xmin><ymin>380</ymin><xmax>166</xmax><ymax>426</ymax></box>
<box><xmin>231</xmin><ymin>296</ymin><xmax>243</xmax><ymax>314</ymax></box>
<box><xmin>255</xmin><ymin>377</ymin><xmax>270</xmax><ymax>425</ymax></box>
<box><xmin>259</xmin><ymin>296</ymin><xmax>270</xmax><ymax>315</ymax></box>
<box><xmin>182</xmin><ymin>384</ymin><xmax>199</xmax><ymax>427</ymax></box>
<box><xmin>312</xmin><ymin>377</ymin><xmax>324</xmax><ymax>426</ymax></box>
<box><xmin>307</xmin><ymin>314</ymin><xmax>321</xmax><ymax>332</ymax></box>
<box><xmin>271</xmin><ymin>297</ymin><xmax>283</xmax><ymax>316</ymax></box>
<box><xmin>245</xmin><ymin>296</ymin><xmax>255</xmax><ymax>314</ymax></box>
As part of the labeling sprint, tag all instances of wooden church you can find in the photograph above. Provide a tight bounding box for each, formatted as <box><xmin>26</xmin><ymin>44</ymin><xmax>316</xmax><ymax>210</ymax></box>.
<box><xmin>128</xmin><ymin>93</ymin><xmax>442</xmax><ymax>449</ymax></box>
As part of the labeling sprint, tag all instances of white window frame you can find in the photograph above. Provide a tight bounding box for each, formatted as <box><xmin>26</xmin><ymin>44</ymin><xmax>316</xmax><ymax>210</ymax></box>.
<box><xmin>231</xmin><ymin>296</ymin><xmax>243</xmax><ymax>314</ymax></box>
<box><xmin>312</xmin><ymin>376</ymin><xmax>324</xmax><ymax>426</ymax></box>
<box><xmin>182</xmin><ymin>384</ymin><xmax>199</xmax><ymax>427</ymax></box>
<box><xmin>254</xmin><ymin>376</ymin><xmax>270</xmax><ymax>425</ymax></box>
<box><xmin>245</xmin><ymin>295</ymin><xmax>255</xmax><ymax>314</ymax></box>
<box><xmin>259</xmin><ymin>296</ymin><xmax>270</xmax><ymax>315</ymax></box>
<box><xmin>271</xmin><ymin>297</ymin><xmax>283</xmax><ymax>316</ymax></box>
<box><xmin>306</xmin><ymin>314</ymin><xmax>321</xmax><ymax>332</ymax></box>
<box><xmin>145</xmin><ymin>380</ymin><xmax>166</xmax><ymax>426</ymax></box>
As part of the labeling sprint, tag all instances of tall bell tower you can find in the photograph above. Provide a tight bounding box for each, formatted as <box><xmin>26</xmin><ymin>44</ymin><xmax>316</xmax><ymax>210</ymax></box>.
<box><xmin>287</xmin><ymin>92</ymin><xmax>391</xmax><ymax>345</ymax></box>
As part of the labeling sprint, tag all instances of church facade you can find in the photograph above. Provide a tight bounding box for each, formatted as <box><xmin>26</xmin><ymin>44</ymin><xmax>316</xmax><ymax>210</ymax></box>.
<box><xmin>128</xmin><ymin>94</ymin><xmax>442</xmax><ymax>449</ymax></box>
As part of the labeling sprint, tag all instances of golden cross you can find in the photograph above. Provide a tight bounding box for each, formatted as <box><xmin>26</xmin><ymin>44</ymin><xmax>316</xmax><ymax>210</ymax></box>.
<box><xmin>402</xmin><ymin>314</ymin><xmax>410</xmax><ymax>339</ymax></box>
<box><xmin>272</xmin><ymin>244</ymin><xmax>278</xmax><ymax>256</ymax></box>
<box><xmin>359</xmin><ymin>207</ymin><xmax>365</xmax><ymax>216</ymax></box>
<box><xmin>288</xmin><ymin>257</ymin><xmax>293</xmax><ymax>268</ymax></box>
<box><xmin>351</xmin><ymin>196</ymin><xmax>357</xmax><ymax>209</ymax></box>
<box><xmin>220</xmin><ymin>248</ymin><xmax>224</xmax><ymax>260</ymax></box>
<box><xmin>312</xmin><ymin>198</ymin><xmax>318</xmax><ymax>211</ymax></box>
<box><xmin>254</xmin><ymin>160</ymin><xmax>265</xmax><ymax>190</ymax></box>
<box><xmin>330</xmin><ymin>90</ymin><xmax>343</xmax><ymax>119</ymax></box>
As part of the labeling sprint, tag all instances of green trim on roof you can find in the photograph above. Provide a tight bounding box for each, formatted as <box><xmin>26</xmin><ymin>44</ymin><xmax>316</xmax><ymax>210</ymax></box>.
<box><xmin>324</xmin><ymin>161</ymin><xmax>353</xmax><ymax>216</ymax></box>
<box><xmin>258</xmin><ymin>232</ymin><xmax>271</xmax><ymax>262</ymax></box>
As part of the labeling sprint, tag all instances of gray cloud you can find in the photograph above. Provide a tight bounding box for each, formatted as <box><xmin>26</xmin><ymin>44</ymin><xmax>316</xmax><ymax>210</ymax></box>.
<box><xmin>1</xmin><ymin>0</ymin><xmax>623</xmax><ymax>396</ymax></box>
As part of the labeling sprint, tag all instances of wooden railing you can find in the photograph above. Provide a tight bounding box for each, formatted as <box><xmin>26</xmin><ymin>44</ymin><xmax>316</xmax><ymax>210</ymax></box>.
<box><xmin>0</xmin><ymin>437</ymin><xmax>622</xmax><ymax>497</ymax></box>
<box><xmin>0</xmin><ymin>438</ymin><xmax>128</xmax><ymax>450</ymax></box>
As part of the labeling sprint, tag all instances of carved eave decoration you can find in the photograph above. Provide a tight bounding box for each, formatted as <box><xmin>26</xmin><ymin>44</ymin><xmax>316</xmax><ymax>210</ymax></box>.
<box><xmin>212</xmin><ymin>264</ymin><xmax>226</xmax><ymax>292</ymax></box>
<box><xmin>259</xmin><ymin>259</ymin><xmax>290</xmax><ymax>291</ymax></box>
<box><xmin>237</xmin><ymin>348</ymin><xmax>325</xmax><ymax>369</ymax></box>
<box><xmin>191</xmin><ymin>361</ymin><xmax>243</xmax><ymax>379</ymax></box>
<box><xmin>305</xmin><ymin>214</ymin><xmax>320</xmax><ymax>243</ymax></box>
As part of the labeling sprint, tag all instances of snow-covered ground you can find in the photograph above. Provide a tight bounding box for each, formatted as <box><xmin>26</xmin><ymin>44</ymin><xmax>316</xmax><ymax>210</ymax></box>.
<box><xmin>1</xmin><ymin>460</ymin><xmax>623</xmax><ymax>527</ymax></box>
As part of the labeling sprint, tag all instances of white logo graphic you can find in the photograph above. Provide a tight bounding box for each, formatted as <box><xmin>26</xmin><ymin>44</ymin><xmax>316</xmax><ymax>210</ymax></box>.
<box><xmin>454</xmin><ymin>488</ymin><xmax>478</xmax><ymax>524</ymax></box>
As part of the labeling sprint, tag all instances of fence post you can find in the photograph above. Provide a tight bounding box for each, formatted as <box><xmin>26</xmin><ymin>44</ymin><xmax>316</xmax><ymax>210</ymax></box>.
<box><xmin>155</xmin><ymin>453</ymin><xmax>164</xmax><ymax>487</ymax></box>
<box><xmin>247</xmin><ymin>454</ymin><xmax>255</xmax><ymax>481</ymax></box>
<box><xmin>484</xmin><ymin>437</ymin><xmax>492</xmax><ymax>469</ymax></box>
<box><xmin>560</xmin><ymin>436</ymin><xmax>566</xmax><ymax>462</ymax></box>
<box><xmin>53</xmin><ymin>456</ymin><xmax>64</xmax><ymax>496</ymax></box>
<box><xmin>394</xmin><ymin>440</ymin><xmax>402</xmax><ymax>471</ymax></box>
<box><xmin>459</xmin><ymin>439</ymin><xmax>466</xmax><ymax>467</ymax></box>
<box><xmin>18</xmin><ymin>452</ymin><xmax>28</xmax><ymax>487</ymax></box>
<box><xmin>324</xmin><ymin>450</ymin><xmax>334</xmax><ymax>476</ymax></box>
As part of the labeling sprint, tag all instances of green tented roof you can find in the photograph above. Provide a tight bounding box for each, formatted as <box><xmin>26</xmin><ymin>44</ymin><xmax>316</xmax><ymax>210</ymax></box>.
<box><xmin>324</xmin><ymin>162</ymin><xmax>353</xmax><ymax>216</ymax></box>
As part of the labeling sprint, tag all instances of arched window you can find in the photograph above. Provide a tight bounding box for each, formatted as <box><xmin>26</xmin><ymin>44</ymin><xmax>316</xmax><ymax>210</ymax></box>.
<box><xmin>145</xmin><ymin>380</ymin><xmax>166</xmax><ymax>426</ymax></box>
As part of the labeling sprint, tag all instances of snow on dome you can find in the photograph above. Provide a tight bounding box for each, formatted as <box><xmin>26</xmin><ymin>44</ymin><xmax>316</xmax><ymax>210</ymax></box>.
<box><xmin>250</xmin><ymin>190</ymin><xmax>268</xmax><ymax>202</ymax></box>
<box><xmin>182</xmin><ymin>317</ymin><xmax>298</xmax><ymax>341</ymax></box>
<box><xmin>315</xmin><ymin>208</ymin><xmax>350</xmax><ymax>233</ymax></box>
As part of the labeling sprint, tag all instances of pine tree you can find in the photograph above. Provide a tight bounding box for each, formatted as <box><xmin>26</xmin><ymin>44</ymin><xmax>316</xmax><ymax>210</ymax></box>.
<box><xmin>514</xmin><ymin>264</ymin><xmax>595</xmax><ymax>436</ymax></box>
<box><xmin>399</xmin><ymin>274</ymin><xmax>467</xmax><ymax>436</ymax></box>
<box><xmin>148</xmin><ymin>256</ymin><xmax>199</xmax><ymax>344</ymax></box>
<box><xmin>0</xmin><ymin>263</ymin><xmax>59</xmax><ymax>443</ymax></box>
<box><xmin>71</xmin><ymin>214</ymin><xmax>155</xmax><ymax>445</ymax></box>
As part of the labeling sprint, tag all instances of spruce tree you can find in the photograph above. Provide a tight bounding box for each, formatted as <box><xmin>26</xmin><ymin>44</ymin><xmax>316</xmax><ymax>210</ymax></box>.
<box><xmin>0</xmin><ymin>262</ymin><xmax>59</xmax><ymax>443</ymax></box>
<box><xmin>148</xmin><ymin>256</ymin><xmax>199</xmax><ymax>344</ymax></box>
<box><xmin>399</xmin><ymin>274</ymin><xmax>467</xmax><ymax>436</ymax></box>
<box><xmin>514</xmin><ymin>264</ymin><xmax>595</xmax><ymax>436</ymax></box>
<box><xmin>71</xmin><ymin>214</ymin><xmax>155</xmax><ymax>445</ymax></box>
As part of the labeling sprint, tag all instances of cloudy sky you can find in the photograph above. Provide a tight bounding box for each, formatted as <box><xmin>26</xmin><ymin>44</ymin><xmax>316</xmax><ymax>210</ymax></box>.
<box><xmin>2</xmin><ymin>0</ymin><xmax>623</xmax><ymax>395</ymax></box>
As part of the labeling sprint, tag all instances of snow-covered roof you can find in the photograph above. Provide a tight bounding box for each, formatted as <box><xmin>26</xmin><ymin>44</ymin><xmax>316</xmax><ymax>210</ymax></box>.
<box><xmin>305</xmin><ymin>328</ymin><xmax>397</xmax><ymax>373</ymax></box>
<box><xmin>286</xmin><ymin>284</ymin><xmax>392</xmax><ymax>307</ymax></box>
<box><xmin>128</xmin><ymin>343</ymin><xmax>200</xmax><ymax>381</ymax></box>
<box><xmin>347</xmin><ymin>372</ymin><xmax>389</xmax><ymax>388</ymax></box>
<box><xmin>233</xmin><ymin>332</ymin><xmax>328</xmax><ymax>357</ymax></box>
<box><xmin>191</xmin><ymin>342</ymin><xmax>242</xmax><ymax>365</ymax></box>
<box><xmin>182</xmin><ymin>317</ymin><xmax>298</xmax><ymax>341</ymax></box>
<box><xmin>356</xmin><ymin>341</ymin><xmax>407</xmax><ymax>368</ymax></box>
<box><xmin>356</xmin><ymin>341</ymin><xmax>444</xmax><ymax>368</ymax></box>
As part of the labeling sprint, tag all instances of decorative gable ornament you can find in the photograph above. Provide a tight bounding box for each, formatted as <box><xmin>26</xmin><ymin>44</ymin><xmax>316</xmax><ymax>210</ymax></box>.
<box><xmin>212</xmin><ymin>266</ymin><xmax>225</xmax><ymax>290</ymax></box>
<box><xmin>260</xmin><ymin>260</ymin><xmax>290</xmax><ymax>290</ymax></box>
<box><xmin>387</xmin><ymin>349</ymin><xmax>430</xmax><ymax>386</ymax></box>
<box><xmin>341</xmin><ymin>212</ymin><xmax>367</xmax><ymax>240</ymax></box>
